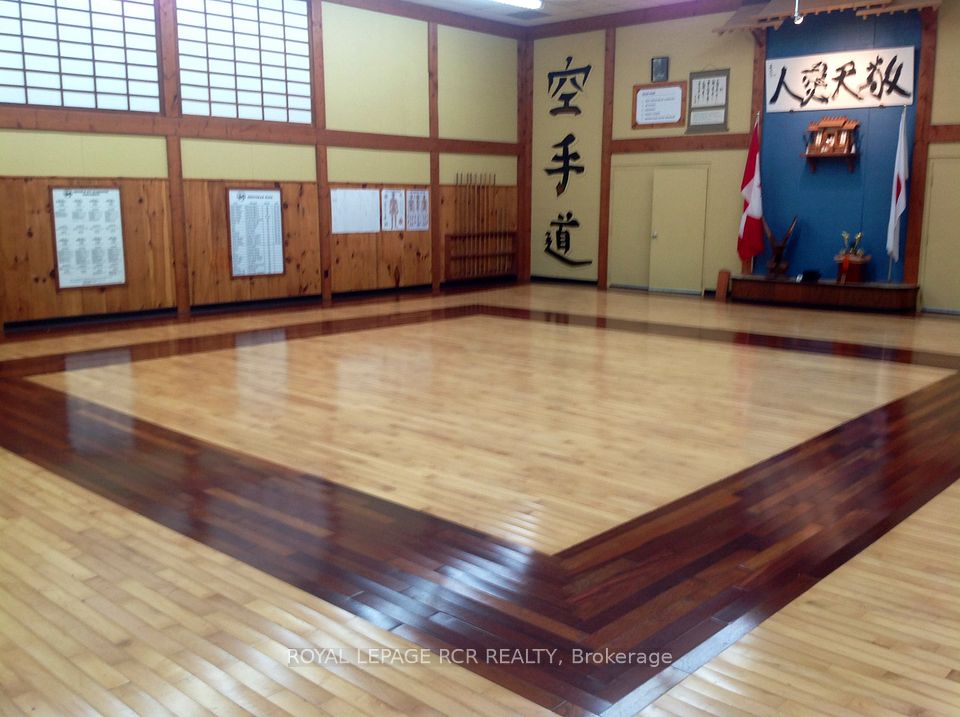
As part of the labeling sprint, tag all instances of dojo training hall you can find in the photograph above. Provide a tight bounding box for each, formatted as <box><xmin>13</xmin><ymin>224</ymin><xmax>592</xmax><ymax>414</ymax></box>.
<box><xmin>1</xmin><ymin>0</ymin><xmax>960</xmax><ymax>714</ymax></box>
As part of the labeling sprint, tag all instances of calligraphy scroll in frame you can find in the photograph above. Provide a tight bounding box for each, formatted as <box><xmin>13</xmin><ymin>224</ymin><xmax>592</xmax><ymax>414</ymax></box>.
<box><xmin>765</xmin><ymin>46</ymin><xmax>915</xmax><ymax>113</ymax></box>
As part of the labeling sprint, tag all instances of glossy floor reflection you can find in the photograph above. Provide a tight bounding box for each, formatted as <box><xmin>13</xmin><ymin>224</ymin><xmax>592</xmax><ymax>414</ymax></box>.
<box><xmin>1</xmin><ymin>287</ymin><xmax>959</xmax><ymax>715</ymax></box>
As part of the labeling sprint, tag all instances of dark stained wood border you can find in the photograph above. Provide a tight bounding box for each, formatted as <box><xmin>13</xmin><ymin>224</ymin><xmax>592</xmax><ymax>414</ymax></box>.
<box><xmin>528</xmin><ymin>0</ymin><xmax>743</xmax><ymax>39</ymax></box>
<box><xmin>904</xmin><ymin>6</ymin><xmax>938</xmax><ymax>284</ymax></box>
<box><xmin>0</xmin><ymin>305</ymin><xmax>958</xmax><ymax>715</ymax></box>
<box><xmin>597</xmin><ymin>29</ymin><xmax>616</xmax><ymax>290</ymax></box>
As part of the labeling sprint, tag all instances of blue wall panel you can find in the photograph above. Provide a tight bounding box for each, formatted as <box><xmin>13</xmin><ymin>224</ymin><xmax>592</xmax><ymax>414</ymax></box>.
<box><xmin>759</xmin><ymin>10</ymin><xmax>920</xmax><ymax>283</ymax></box>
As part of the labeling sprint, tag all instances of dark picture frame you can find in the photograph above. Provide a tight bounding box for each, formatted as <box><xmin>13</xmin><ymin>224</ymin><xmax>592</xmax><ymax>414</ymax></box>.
<box><xmin>651</xmin><ymin>56</ymin><xmax>669</xmax><ymax>83</ymax></box>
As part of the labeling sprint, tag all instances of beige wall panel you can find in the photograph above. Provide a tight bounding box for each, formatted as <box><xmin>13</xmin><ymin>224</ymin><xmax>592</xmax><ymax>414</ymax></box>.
<box><xmin>0</xmin><ymin>131</ymin><xmax>167</xmax><ymax>178</ymax></box>
<box><xmin>322</xmin><ymin>3</ymin><xmax>429</xmax><ymax>137</ymax></box>
<box><xmin>608</xmin><ymin>164</ymin><xmax>654</xmax><ymax>288</ymax></box>
<box><xmin>932</xmin><ymin>0</ymin><xmax>960</xmax><ymax>125</ymax></box>
<box><xmin>184</xmin><ymin>180</ymin><xmax>322</xmax><ymax>305</ymax></box>
<box><xmin>439</xmin><ymin>154</ymin><xmax>518</xmax><ymax>185</ymax></box>
<box><xmin>438</xmin><ymin>27</ymin><xmax>517</xmax><ymax>142</ymax></box>
<box><xmin>180</xmin><ymin>140</ymin><xmax>316</xmax><ymax>181</ymax></box>
<box><xmin>920</xmin><ymin>146</ymin><xmax>960</xmax><ymax>312</ymax></box>
<box><xmin>0</xmin><ymin>178</ymin><xmax>175</xmax><ymax>322</ymax></box>
<box><xmin>608</xmin><ymin>150</ymin><xmax>745</xmax><ymax>291</ymax></box>
<box><xmin>613</xmin><ymin>13</ymin><xmax>754</xmax><ymax>140</ymax></box>
<box><xmin>531</xmin><ymin>31</ymin><xmax>605</xmax><ymax>281</ymax></box>
<box><xmin>327</xmin><ymin>148</ymin><xmax>430</xmax><ymax>184</ymax></box>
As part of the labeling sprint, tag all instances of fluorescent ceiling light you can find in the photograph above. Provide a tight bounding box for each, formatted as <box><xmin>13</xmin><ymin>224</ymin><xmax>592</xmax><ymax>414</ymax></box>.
<box><xmin>489</xmin><ymin>0</ymin><xmax>543</xmax><ymax>9</ymax></box>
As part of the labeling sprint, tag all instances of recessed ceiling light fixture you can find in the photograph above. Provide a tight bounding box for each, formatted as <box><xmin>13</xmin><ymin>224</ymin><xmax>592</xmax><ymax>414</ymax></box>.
<box><xmin>793</xmin><ymin>0</ymin><xmax>804</xmax><ymax>24</ymax></box>
<box><xmin>490</xmin><ymin>0</ymin><xmax>543</xmax><ymax>9</ymax></box>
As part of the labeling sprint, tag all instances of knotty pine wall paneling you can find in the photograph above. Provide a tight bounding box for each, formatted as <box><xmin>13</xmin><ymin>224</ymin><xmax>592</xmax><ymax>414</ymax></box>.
<box><xmin>438</xmin><ymin>184</ymin><xmax>518</xmax><ymax>282</ymax></box>
<box><xmin>0</xmin><ymin>177</ymin><xmax>175</xmax><ymax>323</ymax></box>
<box><xmin>330</xmin><ymin>183</ymin><xmax>432</xmax><ymax>294</ymax></box>
<box><xmin>184</xmin><ymin>180</ymin><xmax>323</xmax><ymax>306</ymax></box>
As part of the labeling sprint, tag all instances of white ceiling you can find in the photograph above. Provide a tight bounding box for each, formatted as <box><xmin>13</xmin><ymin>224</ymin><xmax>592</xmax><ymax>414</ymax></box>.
<box><xmin>405</xmin><ymin>0</ymin><xmax>699</xmax><ymax>26</ymax></box>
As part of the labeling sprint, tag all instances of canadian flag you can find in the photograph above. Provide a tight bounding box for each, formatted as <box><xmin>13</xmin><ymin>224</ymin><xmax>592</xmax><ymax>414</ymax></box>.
<box><xmin>886</xmin><ymin>109</ymin><xmax>909</xmax><ymax>263</ymax></box>
<box><xmin>738</xmin><ymin>122</ymin><xmax>764</xmax><ymax>262</ymax></box>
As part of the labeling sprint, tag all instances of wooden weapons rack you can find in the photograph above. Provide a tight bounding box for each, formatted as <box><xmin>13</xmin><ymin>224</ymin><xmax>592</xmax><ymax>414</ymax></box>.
<box><xmin>445</xmin><ymin>173</ymin><xmax>517</xmax><ymax>282</ymax></box>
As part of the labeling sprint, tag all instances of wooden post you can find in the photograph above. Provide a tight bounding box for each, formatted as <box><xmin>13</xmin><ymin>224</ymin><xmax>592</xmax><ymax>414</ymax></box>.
<box><xmin>516</xmin><ymin>38</ymin><xmax>534</xmax><ymax>282</ymax></box>
<box><xmin>428</xmin><ymin>23</ymin><xmax>442</xmax><ymax>294</ymax></box>
<box><xmin>156</xmin><ymin>0</ymin><xmax>190</xmax><ymax>317</ymax></box>
<box><xmin>716</xmin><ymin>269</ymin><xmax>731</xmax><ymax>302</ymax></box>
<box><xmin>165</xmin><ymin>137</ymin><xmax>192</xmax><ymax>318</ymax></box>
<box><xmin>309</xmin><ymin>0</ymin><xmax>332</xmax><ymax>306</ymax></box>
<box><xmin>904</xmin><ymin>7</ymin><xmax>938</xmax><ymax>285</ymax></box>
<box><xmin>597</xmin><ymin>27</ymin><xmax>616</xmax><ymax>291</ymax></box>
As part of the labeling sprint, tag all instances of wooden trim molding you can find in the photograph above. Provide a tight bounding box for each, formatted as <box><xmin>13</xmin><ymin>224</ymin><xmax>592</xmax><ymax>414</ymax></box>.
<box><xmin>428</xmin><ymin>23</ymin><xmax>442</xmax><ymax>294</ymax></box>
<box><xmin>155</xmin><ymin>0</ymin><xmax>181</xmax><ymax>118</ymax></box>
<box><xmin>165</xmin><ymin>137</ymin><xmax>191</xmax><ymax>317</ymax></box>
<box><xmin>0</xmin><ymin>107</ymin><xmax>521</xmax><ymax>157</ymax></box>
<box><xmin>750</xmin><ymin>28</ymin><xmax>767</xmax><ymax>125</ymax></box>
<box><xmin>597</xmin><ymin>28</ymin><xmax>616</xmax><ymax>291</ymax></box>
<box><xmin>516</xmin><ymin>38</ymin><xmax>534</xmax><ymax>283</ymax></box>
<box><xmin>930</xmin><ymin>124</ymin><xmax>960</xmax><ymax>143</ymax></box>
<box><xmin>528</xmin><ymin>0</ymin><xmax>742</xmax><ymax>39</ymax></box>
<box><xmin>610</xmin><ymin>133</ymin><xmax>751</xmax><ymax>154</ymax></box>
<box><xmin>904</xmin><ymin>6</ymin><xmax>938</xmax><ymax>284</ymax></box>
<box><xmin>309</xmin><ymin>0</ymin><xmax>333</xmax><ymax>306</ymax></box>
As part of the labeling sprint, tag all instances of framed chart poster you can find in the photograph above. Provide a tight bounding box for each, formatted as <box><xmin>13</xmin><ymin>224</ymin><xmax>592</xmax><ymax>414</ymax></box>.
<box><xmin>406</xmin><ymin>189</ymin><xmax>430</xmax><ymax>231</ymax></box>
<box><xmin>381</xmin><ymin>188</ymin><xmax>406</xmax><ymax>231</ymax></box>
<box><xmin>51</xmin><ymin>187</ymin><xmax>127</xmax><ymax>289</ymax></box>
<box><xmin>228</xmin><ymin>188</ymin><xmax>285</xmax><ymax>278</ymax></box>
<box><xmin>632</xmin><ymin>81</ymin><xmax>686</xmax><ymax>129</ymax></box>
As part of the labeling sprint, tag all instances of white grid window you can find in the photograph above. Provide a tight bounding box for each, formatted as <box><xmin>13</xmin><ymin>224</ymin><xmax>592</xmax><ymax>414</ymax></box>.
<box><xmin>0</xmin><ymin>0</ymin><xmax>160</xmax><ymax>112</ymax></box>
<box><xmin>175</xmin><ymin>0</ymin><xmax>311</xmax><ymax>124</ymax></box>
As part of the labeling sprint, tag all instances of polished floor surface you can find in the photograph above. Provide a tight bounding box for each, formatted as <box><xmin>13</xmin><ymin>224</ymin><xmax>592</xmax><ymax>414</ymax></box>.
<box><xmin>1</xmin><ymin>284</ymin><xmax>959</xmax><ymax>716</ymax></box>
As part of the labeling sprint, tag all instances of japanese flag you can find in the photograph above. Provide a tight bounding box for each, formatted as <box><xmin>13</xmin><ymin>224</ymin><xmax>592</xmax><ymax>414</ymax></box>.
<box><xmin>886</xmin><ymin>109</ymin><xmax>909</xmax><ymax>263</ymax></box>
<box><xmin>738</xmin><ymin>122</ymin><xmax>764</xmax><ymax>262</ymax></box>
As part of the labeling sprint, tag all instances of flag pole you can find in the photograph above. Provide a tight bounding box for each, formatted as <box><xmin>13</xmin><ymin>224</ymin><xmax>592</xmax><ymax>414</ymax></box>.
<box><xmin>748</xmin><ymin>112</ymin><xmax>761</xmax><ymax>275</ymax></box>
<box><xmin>887</xmin><ymin>256</ymin><xmax>893</xmax><ymax>282</ymax></box>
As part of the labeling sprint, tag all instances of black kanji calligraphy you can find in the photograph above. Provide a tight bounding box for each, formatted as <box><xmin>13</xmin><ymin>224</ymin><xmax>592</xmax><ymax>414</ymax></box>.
<box><xmin>859</xmin><ymin>54</ymin><xmax>910</xmax><ymax>100</ymax></box>
<box><xmin>547</xmin><ymin>56</ymin><xmax>592</xmax><ymax>116</ymax></box>
<box><xmin>544</xmin><ymin>133</ymin><xmax>584</xmax><ymax>196</ymax></box>
<box><xmin>544</xmin><ymin>212</ymin><xmax>592</xmax><ymax>266</ymax></box>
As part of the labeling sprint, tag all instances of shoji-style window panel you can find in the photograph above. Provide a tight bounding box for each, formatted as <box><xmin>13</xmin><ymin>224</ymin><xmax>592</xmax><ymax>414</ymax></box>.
<box><xmin>0</xmin><ymin>0</ymin><xmax>160</xmax><ymax>112</ymax></box>
<box><xmin>175</xmin><ymin>0</ymin><xmax>312</xmax><ymax>124</ymax></box>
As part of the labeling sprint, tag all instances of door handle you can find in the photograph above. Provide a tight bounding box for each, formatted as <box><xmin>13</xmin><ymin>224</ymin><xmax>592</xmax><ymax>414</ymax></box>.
<box><xmin>651</xmin><ymin>231</ymin><xmax>658</xmax><ymax>240</ymax></box>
